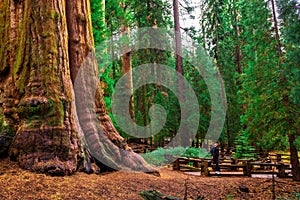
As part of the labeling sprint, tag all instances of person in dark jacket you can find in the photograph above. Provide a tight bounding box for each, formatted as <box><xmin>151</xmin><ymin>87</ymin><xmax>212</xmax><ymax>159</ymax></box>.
<box><xmin>210</xmin><ymin>142</ymin><xmax>220</xmax><ymax>174</ymax></box>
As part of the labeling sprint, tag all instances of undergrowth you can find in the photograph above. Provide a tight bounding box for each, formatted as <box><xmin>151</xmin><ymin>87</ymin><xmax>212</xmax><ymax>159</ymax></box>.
<box><xmin>142</xmin><ymin>147</ymin><xmax>211</xmax><ymax>166</ymax></box>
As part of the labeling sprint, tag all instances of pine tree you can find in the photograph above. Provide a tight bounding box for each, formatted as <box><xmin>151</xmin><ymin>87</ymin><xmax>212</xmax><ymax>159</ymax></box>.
<box><xmin>276</xmin><ymin>0</ymin><xmax>300</xmax><ymax>181</ymax></box>
<box><xmin>199</xmin><ymin>0</ymin><xmax>242</xmax><ymax>148</ymax></box>
<box><xmin>237</xmin><ymin>0</ymin><xmax>279</xmax><ymax>153</ymax></box>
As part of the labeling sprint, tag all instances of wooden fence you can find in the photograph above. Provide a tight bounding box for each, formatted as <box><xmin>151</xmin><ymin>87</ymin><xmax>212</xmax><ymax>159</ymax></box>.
<box><xmin>172</xmin><ymin>157</ymin><xmax>294</xmax><ymax>178</ymax></box>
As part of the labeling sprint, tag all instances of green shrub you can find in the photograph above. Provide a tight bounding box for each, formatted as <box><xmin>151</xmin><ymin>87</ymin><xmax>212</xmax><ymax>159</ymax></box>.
<box><xmin>141</xmin><ymin>147</ymin><xmax>211</xmax><ymax>166</ymax></box>
<box><xmin>182</xmin><ymin>147</ymin><xmax>210</xmax><ymax>158</ymax></box>
<box><xmin>141</xmin><ymin>147</ymin><xmax>185</xmax><ymax>166</ymax></box>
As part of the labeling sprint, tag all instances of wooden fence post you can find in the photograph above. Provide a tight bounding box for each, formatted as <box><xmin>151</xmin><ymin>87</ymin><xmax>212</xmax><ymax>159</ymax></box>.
<box><xmin>276</xmin><ymin>154</ymin><xmax>282</xmax><ymax>162</ymax></box>
<box><xmin>202</xmin><ymin>160</ymin><xmax>209</xmax><ymax>176</ymax></box>
<box><xmin>173</xmin><ymin>158</ymin><xmax>180</xmax><ymax>170</ymax></box>
<box><xmin>277</xmin><ymin>163</ymin><xmax>286</xmax><ymax>178</ymax></box>
<box><xmin>245</xmin><ymin>161</ymin><xmax>252</xmax><ymax>177</ymax></box>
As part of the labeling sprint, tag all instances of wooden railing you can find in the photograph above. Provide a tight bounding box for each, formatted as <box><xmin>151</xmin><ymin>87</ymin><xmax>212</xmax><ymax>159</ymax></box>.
<box><xmin>172</xmin><ymin>156</ymin><xmax>295</xmax><ymax>178</ymax></box>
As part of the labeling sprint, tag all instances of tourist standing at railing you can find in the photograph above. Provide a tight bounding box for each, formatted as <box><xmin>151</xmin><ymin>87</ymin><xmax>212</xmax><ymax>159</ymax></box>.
<box><xmin>210</xmin><ymin>142</ymin><xmax>220</xmax><ymax>175</ymax></box>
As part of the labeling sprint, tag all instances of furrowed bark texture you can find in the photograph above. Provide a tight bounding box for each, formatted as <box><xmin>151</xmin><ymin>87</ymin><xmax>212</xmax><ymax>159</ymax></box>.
<box><xmin>0</xmin><ymin>0</ymin><xmax>157</xmax><ymax>175</ymax></box>
<box><xmin>1</xmin><ymin>0</ymin><xmax>80</xmax><ymax>175</ymax></box>
<box><xmin>0</xmin><ymin>0</ymin><xmax>13</xmax><ymax>156</ymax></box>
<box><xmin>67</xmin><ymin>0</ymin><xmax>157</xmax><ymax>174</ymax></box>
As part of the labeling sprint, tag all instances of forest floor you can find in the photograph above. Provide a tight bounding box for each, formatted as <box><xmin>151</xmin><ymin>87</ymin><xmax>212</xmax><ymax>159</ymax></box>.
<box><xmin>0</xmin><ymin>158</ymin><xmax>299</xmax><ymax>200</ymax></box>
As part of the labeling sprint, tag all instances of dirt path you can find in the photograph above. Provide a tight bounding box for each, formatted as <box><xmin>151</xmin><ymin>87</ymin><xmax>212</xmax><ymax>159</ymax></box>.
<box><xmin>0</xmin><ymin>158</ymin><xmax>299</xmax><ymax>199</ymax></box>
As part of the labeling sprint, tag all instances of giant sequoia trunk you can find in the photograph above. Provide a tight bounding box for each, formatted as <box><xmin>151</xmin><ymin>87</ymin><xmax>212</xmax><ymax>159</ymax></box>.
<box><xmin>0</xmin><ymin>0</ymin><xmax>156</xmax><ymax>176</ymax></box>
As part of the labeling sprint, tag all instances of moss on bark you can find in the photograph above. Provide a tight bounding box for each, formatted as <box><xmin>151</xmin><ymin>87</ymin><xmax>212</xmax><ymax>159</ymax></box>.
<box><xmin>0</xmin><ymin>0</ymin><xmax>10</xmax><ymax>76</ymax></box>
<box><xmin>0</xmin><ymin>0</ymin><xmax>157</xmax><ymax>176</ymax></box>
<box><xmin>2</xmin><ymin>0</ymin><xmax>81</xmax><ymax>175</ymax></box>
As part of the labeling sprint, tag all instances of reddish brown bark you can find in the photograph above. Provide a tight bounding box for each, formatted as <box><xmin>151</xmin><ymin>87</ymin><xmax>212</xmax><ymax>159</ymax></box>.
<box><xmin>0</xmin><ymin>0</ymin><xmax>157</xmax><ymax>176</ymax></box>
<box><xmin>288</xmin><ymin>134</ymin><xmax>300</xmax><ymax>181</ymax></box>
<box><xmin>120</xmin><ymin>3</ymin><xmax>134</xmax><ymax>120</ymax></box>
<box><xmin>4</xmin><ymin>0</ymin><xmax>80</xmax><ymax>175</ymax></box>
<box><xmin>173</xmin><ymin>0</ymin><xmax>184</xmax><ymax>102</ymax></box>
<box><xmin>234</xmin><ymin>7</ymin><xmax>242</xmax><ymax>75</ymax></box>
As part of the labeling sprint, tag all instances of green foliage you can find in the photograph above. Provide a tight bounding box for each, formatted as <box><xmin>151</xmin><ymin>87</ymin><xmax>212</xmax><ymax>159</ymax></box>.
<box><xmin>199</xmin><ymin>0</ymin><xmax>242</xmax><ymax>147</ymax></box>
<box><xmin>0</xmin><ymin>120</ymin><xmax>9</xmax><ymax>136</ymax></box>
<box><xmin>294</xmin><ymin>136</ymin><xmax>300</xmax><ymax>151</ymax></box>
<box><xmin>99</xmin><ymin>62</ymin><xmax>115</xmax><ymax>109</ymax></box>
<box><xmin>142</xmin><ymin>147</ymin><xmax>212</xmax><ymax>166</ymax></box>
<box><xmin>199</xmin><ymin>0</ymin><xmax>299</xmax><ymax>153</ymax></box>
<box><xmin>234</xmin><ymin>130</ymin><xmax>256</xmax><ymax>160</ymax></box>
<box><xmin>181</xmin><ymin>147</ymin><xmax>210</xmax><ymax>158</ymax></box>
<box><xmin>237</xmin><ymin>0</ymin><xmax>284</xmax><ymax>151</ymax></box>
<box><xmin>290</xmin><ymin>192</ymin><xmax>300</xmax><ymax>199</ymax></box>
<box><xmin>128</xmin><ymin>0</ymin><xmax>172</xmax><ymax>28</ymax></box>
<box><xmin>91</xmin><ymin>0</ymin><xmax>118</xmax><ymax>110</ymax></box>
<box><xmin>89</xmin><ymin>0</ymin><xmax>220</xmax><ymax>147</ymax></box>
<box><xmin>91</xmin><ymin>0</ymin><xmax>107</xmax><ymax>46</ymax></box>
<box><xmin>89</xmin><ymin>0</ymin><xmax>300</xmax><ymax>154</ymax></box>
<box><xmin>141</xmin><ymin>147</ymin><xmax>185</xmax><ymax>166</ymax></box>
<box><xmin>0</xmin><ymin>106</ymin><xmax>14</xmax><ymax>138</ymax></box>
<box><xmin>0</xmin><ymin>107</ymin><xmax>14</xmax><ymax>156</ymax></box>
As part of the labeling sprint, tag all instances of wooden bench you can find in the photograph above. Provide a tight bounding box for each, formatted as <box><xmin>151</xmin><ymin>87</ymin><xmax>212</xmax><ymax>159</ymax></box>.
<box><xmin>173</xmin><ymin>157</ymin><xmax>298</xmax><ymax>178</ymax></box>
<box><xmin>267</xmin><ymin>153</ymin><xmax>300</xmax><ymax>163</ymax></box>
<box><xmin>201</xmin><ymin>160</ymin><xmax>246</xmax><ymax>176</ymax></box>
<box><xmin>173</xmin><ymin>157</ymin><xmax>247</xmax><ymax>175</ymax></box>
<box><xmin>172</xmin><ymin>157</ymin><xmax>203</xmax><ymax>171</ymax></box>
<box><xmin>200</xmin><ymin>159</ymin><xmax>290</xmax><ymax>177</ymax></box>
<box><xmin>268</xmin><ymin>153</ymin><xmax>291</xmax><ymax>163</ymax></box>
<box><xmin>246</xmin><ymin>162</ymin><xmax>290</xmax><ymax>178</ymax></box>
<box><xmin>219</xmin><ymin>164</ymin><xmax>246</xmax><ymax>170</ymax></box>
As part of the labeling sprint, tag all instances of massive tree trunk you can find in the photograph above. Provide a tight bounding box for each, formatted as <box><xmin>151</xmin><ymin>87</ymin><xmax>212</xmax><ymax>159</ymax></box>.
<box><xmin>0</xmin><ymin>0</ymin><xmax>156</xmax><ymax>176</ymax></box>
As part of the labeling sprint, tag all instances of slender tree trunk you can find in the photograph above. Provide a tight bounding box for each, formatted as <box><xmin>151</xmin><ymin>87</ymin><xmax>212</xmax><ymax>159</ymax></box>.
<box><xmin>226</xmin><ymin>114</ymin><xmax>231</xmax><ymax>148</ymax></box>
<box><xmin>120</xmin><ymin>3</ymin><xmax>134</xmax><ymax>120</ymax></box>
<box><xmin>288</xmin><ymin>133</ymin><xmax>300</xmax><ymax>181</ymax></box>
<box><xmin>270</xmin><ymin>0</ymin><xmax>281</xmax><ymax>57</ymax></box>
<box><xmin>0</xmin><ymin>0</ymin><xmax>157</xmax><ymax>176</ymax></box>
<box><xmin>173</xmin><ymin>0</ymin><xmax>184</xmax><ymax>101</ymax></box>
<box><xmin>276</xmin><ymin>0</ymin><xmax>299</xmax><ymax>182</ymax></box>
<box><xmin>172</xmin><ymin>0</ymin><xmax>188</xmax><ymax>147</ymax></box>
<box><xmin>213</xmin><ymin>4</ymin><xmax>220</xmax><ymax>62</ymax></box>
<box><xmin>234</xmin><ymin>4</ymin><xmax>242</xmax><ymax>75</ymax></box>
<box><xmin>173</xmin><ymin>0</ymin><xmax>183</xmax><ymax>74</ymax></box>
<box><xmin>233</xmin><ymin>0</ymin><xmax>248</xmax><ymax>135</ymax></box>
